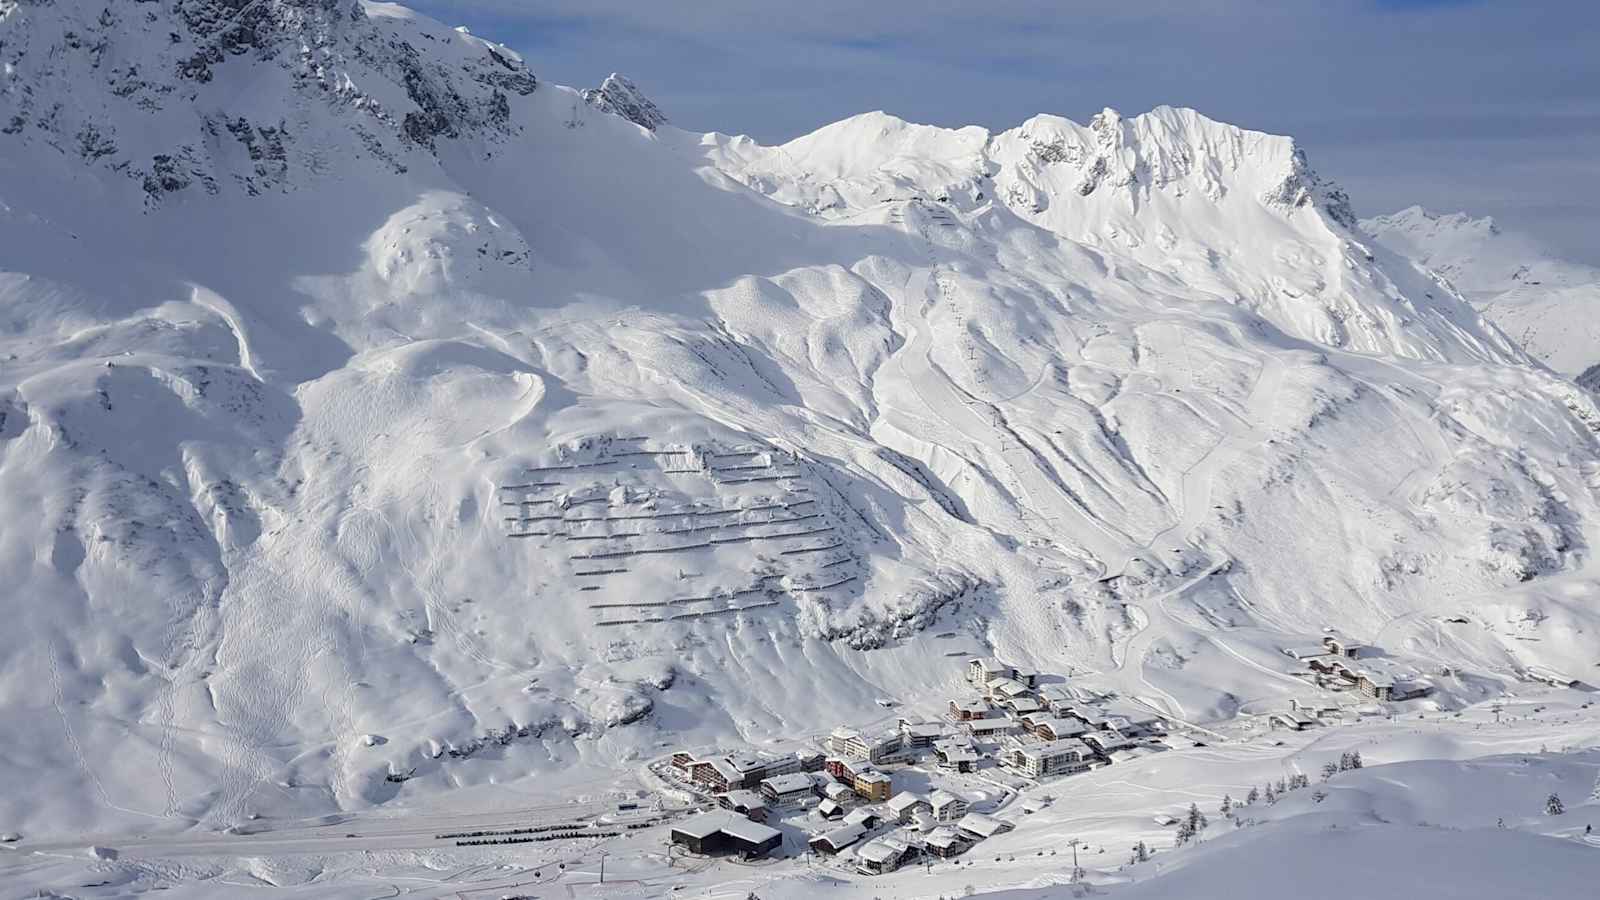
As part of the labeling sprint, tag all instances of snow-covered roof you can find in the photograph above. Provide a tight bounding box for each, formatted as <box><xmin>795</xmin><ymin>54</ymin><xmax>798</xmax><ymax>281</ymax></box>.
<box><xmin>956</xmin><ymin>812</ymin><xmax>1012</xmax><ymax>837</ymax></box>
<box><xmin>762</xmin><ymin>772</ymin><xmax>813</xmax><ymax>793</ymax></box>
<box><xmin>930</xmin><ymin>789</ymin><xmax>966</xmax><ymax>808</ymax></box>
<box><xmin>926</xmin><ymin>826</ymin><xmax>969</xmax><ymax>848</ymax></box>
<box><xmin>815</xmin><ymin>822</ymin><xmax>866</xmax><ymax>848</ymax></box>
<box><xmin>823</xmin><ymin>782</ymin><xmax>852</xmax><ymax>800</ymax></box>
<box><xmin>674</xmin><ymin>812</ymin><xmax>780</xmax><ymax>844</ymax></box>
<box><xmin>855</xmin><ymin>837</ymin><xmax>910</xmax><ymax>863</ymax></box>
<box><xmin>855</xmin><ymin>769</ymin><xmax>891</xmax><ymax>784</ymax></box>
<box><xmin>965</xmin><ymin>717</ymin><xmax>1017</xmax><ymax>732</ymax></box>
<box><xmin>1016</xmin><ymin>738</ymin><xmax>1090</xmax><ymax>759</ymax></box>
<box><xmin>902</xmin><ymin>721</ymin><xmax>945</xmax><ymax>738</ymax></box>
<box><xmin>843</xmin><ymin>808</ymin><xmax>880</xmax><ymax>826</ymax></box>
<box><xmin>723</xmin><ymin>789</ymin><xmax>766</xmax><ymax>809</ymax></box>
<box><xmin>888</xmin><ymin>792</ymin><xmax>928</xmax><ymax>812</ymax></box>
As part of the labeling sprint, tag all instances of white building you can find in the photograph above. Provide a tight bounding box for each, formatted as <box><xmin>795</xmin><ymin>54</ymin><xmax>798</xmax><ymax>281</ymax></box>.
<box><xmin>1003</xmin><ymin>738</ymin><xmax>1091</xmax><ymax>777</ymax></box>
<box><xmin>887</xmin><ymin>791</ymin><xmax>931</xmax><ymax>823</ymax></box>
<box><xmin>968</xmin><ymin>658</ymin><xmax>1014</xmax><ymax>685</ymax></box>
<box><xmin>760</xmin><ymin>772</ymin><xmax>815</xmax><ymax>807</ymax></box>
<box><xmin>956</xmin><ymin>812</ymin><xmax>1013</xmax><ymax>841</ymax></box>
<box><xmin>929</xmin><ymin>789</ymin><xmax>969</xmax><ymax>822</ymax></box>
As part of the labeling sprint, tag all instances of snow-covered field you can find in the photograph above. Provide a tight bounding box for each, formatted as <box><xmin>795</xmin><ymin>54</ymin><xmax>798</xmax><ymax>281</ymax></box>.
<box><xmin>2</xmin><ymin>1</ymin><xmax>1599</xmax><ymax>896</ymax></box>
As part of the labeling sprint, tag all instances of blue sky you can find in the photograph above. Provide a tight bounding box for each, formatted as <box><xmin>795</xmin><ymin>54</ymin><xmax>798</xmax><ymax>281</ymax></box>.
<box><xmin>410</xmin><ymin>1</ymin><xmax>1599</xmax><ymax>262</ymax></box>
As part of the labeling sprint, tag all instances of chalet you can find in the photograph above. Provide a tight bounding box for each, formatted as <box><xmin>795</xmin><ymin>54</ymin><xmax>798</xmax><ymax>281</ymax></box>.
<box><xmin>1012</xmin><ymin>666</ymin><xmax>1041</xmax><ymax>688</ymax></box>
<box><xmin>1003</xmin><ymin>696</ymin><xmax>1044</xmax><ymax>716</ymax></box>
<box><xmin>1283</xmin><ymin>645</ymin><xmax>1330</xmax><ymax>660</ymax></box>
<box><xmin>855</xmin><ymin>837</ymin><xmax>914</xmax><ymax>876</ymax></box>
<box><xmin>925</xmin><ymin>826</ymin><xmax>972</xmax><ymax>858</ymax></box>
<box><xmin>819</xmin><ymin>780</ymin><xmax>853</xmax><ymax>804</ymax></box>
<box><xmin>986</xmin><ymin>678</ymin><xmax>1033</xmax><ymax>701</ymax></box>
<box><xmin>956</xmin><ymin>812</ymin><xmax>1014</xmax><ymax>841</ymax></box>
<box><xmin>809</xmin><ymin>822</ymin><xmax>866</xmax><ymax>855</ymax></box>
<box><xmin>930</xmin><ymin>789</ymin><xmax>969</xmax><ymax>822</ymax></box>
<box><xmin>853</xmin><ymin>768</ymin><xmax>892</xmax><ymax>802</ymax></box>
<box><xmin>900</xmin><ymin>719</ymin><xmax>945</xmax><ymax>748</ymax></box>
<box><xmin>760</xmin><ymin>773</ymin><xmax>816</xmax><ymax>808</ymax></box>
<box><xmin>933</xmin><ymin>740</ymin><xmax>980</xmax><ymax>773</ymax></box>
<box><xmin>888</xmin><ymin>791</ymin><xmax>931</xmax><ymax>823</ymax></box>
<box><xmin>1003</xmin><ymin>739</ymin><xmax>1091</xmax><ymax>778</ymax></box>
<box><xmin>949</xmin><ymin>698</ymin><xmax>992</xmax><ymax>721</ymax></box>
<box><xmin>1269</xmin><ymin>711</ymin><xmax>1316</xmax><ymax>731</ymax></box>
<box><xmin>817</xmin><ymin>798</ymin><xmax>845</xmax><ymax>820</ymax></box>
<box><xmin>1323</xmin><ymin>633</ymin><xmax>1366</xmax><ymax>659</ymax></box>
<box><xmin>1082</xmin><ymin>731</ymin><xmax>1134</xmax><ymax>756</ymax></box>
<box><xmin>1031</xmin><ymin>717</ymin><xmax>1090</xmax><ymax>741</ymax></box>
<box><xmin>718</xmin><ymin>789</ymin><xmax>769</xmax><ymax>821</ymax></box>
<box><xmin>962</xmin><ymin>717</ymin><xmax>1019</xmax><ymax>739</ymax></box>
<box><xmin>829</xmin><ymin>728</ymin><xmax>907</xmax><ymax>764</ymax></box>
<box><xmin>843</xmin><ymin>807</ymin><xmax>881</xmax><ymax>829</ymax></box>
<box><xmin>670</xmin><ymin>813</ymin><xmax>783</xmax><ymax>859</ymax></box>
<box><xmin>968</xmin><ymin>658</ymin><xmax>1014</xmax><ymax>685</ymax></box>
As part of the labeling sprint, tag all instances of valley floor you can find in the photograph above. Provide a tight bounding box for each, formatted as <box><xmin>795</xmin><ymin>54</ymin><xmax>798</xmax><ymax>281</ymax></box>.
<box><xmin>6</xmin><ymin>684</ymin><xmax>1600</xmax><ymax>899</ymax></box>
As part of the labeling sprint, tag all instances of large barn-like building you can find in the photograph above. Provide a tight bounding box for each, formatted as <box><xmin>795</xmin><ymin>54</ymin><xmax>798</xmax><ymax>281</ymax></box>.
<box><xmin>669</xmin><ymin>812</ymin><xmax>783</xmax><ymax>859</ymax></box>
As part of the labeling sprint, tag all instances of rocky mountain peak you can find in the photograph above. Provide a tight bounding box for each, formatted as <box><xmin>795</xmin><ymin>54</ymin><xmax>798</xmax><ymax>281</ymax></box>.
<box><xmin>583</xmin><ymin>73</ymin><xmax>668</xmax><ymax>131</ymax></box>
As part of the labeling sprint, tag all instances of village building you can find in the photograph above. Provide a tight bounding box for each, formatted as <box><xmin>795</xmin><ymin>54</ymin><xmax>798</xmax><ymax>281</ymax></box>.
<box><xmin>829</xmin><ymin>727</ymin><xmax>907</xmax><ymax>764</ymax></box>
<box><xmin>1100</xmin><ymin>703</ymin><xmax>1165</xmax><ymax>737</ymax></box>
<box><xmin>760</xmin><ymin>772</ymin><xmax>816</xmax><ymax>808</ymax></box>
<box><xmin>1082</xmin><ymin>731</ymin><xmax>1134</xmax><ymax>756</ymax></box>
<box><xmin>1282</xmin><ymin>645</ymin><xmax>1331</xmax><ymax>660</ymax></box>
<box><xmin>962</xmin><ymin>717</ymin><xmax>1019</xmax><ymax>740</ymax></box>
<box><xmin>1003</xmin><ymin>738</ymin><xmax>1091</xmax><ymax>778</ymax></box>
<box><xmin>809</xmin><ymin>822</ymin><xmax>866</xmax><ymax>855</ymax></box>
<box><xmin>967</xmin><ymin>658</ymin><xmax>1014</xmax><ymax>685</ymax></box>
<box><xmin>1003</xmin><ymin>696</ymin><xmax>1044</xmax><ymax>716</ymax></box>
<box><xmin>925</xmin><ymin>826</ymin><xmax>972</xmax><ymax>858</ymax></box>
<box><xmin>1029</xmin><ymin>717</ymin><xmax>1090</xmax><ymax>741</ymax></box>
<box><xmin>934</xmin><ymin>740</ymin><xmax>980</xmax><ymax>773</ymax></box>
<box><xmin>1270</xmin><ymin>711</ymin><xmax>1316</xmax><ymax>731</ymax></box>
<box><xmin>956</xmin><ymin>812</ymin><xmax>1014</xmax><ymax>842</ymax></box>
<box><xmin>888</xmin><ymin>791</ymin><xmax>931</xmax><ymax>823</ymax></box>
<box><xmin>1290</xmin><ymin>698</ymin><xmax>1342</xmax><ymax>720</ymax></box>
<box><xmin>929</xmin><ymin>789</ymin><xmax>969</xmax><ymax>822</ymax></box>
<box><xmin>855</xmin><ymin>837</ymin><xmax>915</xmax><ymax>875</ymax></box>
<box><xmin>718</xmin><ymin>789</ymin><xmax>769</xmax><ymax>821</ymax></box>
<box><xmin>1064</xmin><ymin>705</ymin><xmax>1109</xmax><ymax>729</ymax></box>
<box><xmin>1011</xmin><ymin>666</ymin><xmax>1041</xmax><ymax>688</ymax></box>
<box><xmin>842</xmin><ymin>807</ymin><xmax>881</xmax><ymax>829</ymax></box>
<box><xmin>899</xmin><ymin>719</ymin><xmax>945</xmax><ymax>748</ymax></box>
<box><xmin>817</xmin><ymin>798</ymin><xmax>845</xmax><ymax>820</ymax></box>
<box><xmin>819</xmin><ymin>780</ymin><xmax>853</xmax><ymax>803</ymax></box>
<box><xmin>670</xmin><ymin>812</ymin><xmax>783</xmax><ymax>859</ymax></box>
<box><xmin>948</xmin><ymin>698</ymin><xmax>992</xmax><ymax>721</ymax></box>
<box><xmin>986</xmin><ymin>678</ymin><xmax>1033</xmax><ymax>701</ymax></box>
<box><xmin>1323</xmin><ymin>633</ymin><xmax>1367</xmax><ymax>659</ymax></box>
<box><xmin>853</xmin><ymin>768</ymin><xmax>893</xmax><ymax>802</ymax></box>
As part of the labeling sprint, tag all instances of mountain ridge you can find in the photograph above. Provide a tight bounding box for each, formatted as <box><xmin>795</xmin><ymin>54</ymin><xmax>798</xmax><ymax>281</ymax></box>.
<box><xmin>2</xmin><ymin>0</ymin><xmax>1599</xmax><ymax>845</ymax></box>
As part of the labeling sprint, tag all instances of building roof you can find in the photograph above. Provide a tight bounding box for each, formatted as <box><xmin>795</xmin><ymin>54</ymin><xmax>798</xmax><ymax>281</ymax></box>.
<box><xmin>725</xmin><ymin>752</ymin><xmax>772</xmax><ymax>773</ymax></box>
<box><xmin>723</xmin><ymin>789</ymin><xmax>767</xmax><ymax>809</ymax></box>
<box><xmin>1017</xmin><ymin>738</ymin><xmax>1090</xmax><ymax>760</ymax></box>
<box><xmin>673</xmin><ymin>812</ymin><xmax>781</xmax><ymax>845</ymax></box>
<box><xmin>817</xmin><ymin>799</ymin><xmax>844</xmax><ymax>817</ymax></box>
<box><xmin>762</xmin><ymin>773</ymin><xmax>814</xmax><ymax>794</ymax></box>
<box><xmin>930</xmin><ymin>789</ymin><xmax>966</xmax><ymax>808</ymax></box>
<box><xmin>903</xmin><ymin>721</ymin><xmax>945</xmax><ymax>739</ymax></box>
<box><xmin>989</xmin><ymin>678</ymin><xmax>1031</xmax><ymax>697</ymax></box>
<box><xmin>926</xmin><ymin>826</ymin><xmax>969</xmax><ymax>848</ymax></box>
<box><xmin>956</xmin><ymin>812</ymin><xmax>1012</xmax><ymax>838</ymax></box>
<box><xmin>823</xmin><ymin>781</ymin><xmax>852</xmax><ymax>800</ymax></box>
<box><xmin>855</xmin><ymin>769</ymin><xmax>891</xmax><ymax>785</ymax></box>
<box><xmin>708</xmin><ymin>759</ymin><xmax>743</xmax><ymax>783</ymax></box>
<box><xmin>939</xmin><ymin>748</ymin><xmax>979</xmax><ymax>763</ymax></box>
<box><xmin>814</xmin><ymin>822</ymin><xmax>866</xmax><ymax>848</ymax></box>
<box><xmin>970</xmin><ymin>657</ymin><xmax>1010</xmax><ymax>673</ymax></box>
<box><xmin>1006</xmin><ymin>698</ymin><xmax>1044</xmax><ymax>713</ymax></box>
<box><xmin>965</xmin><ymin>717</ymin><xmax>1017</xmax><ymax>732</ymax></box>
<box><xmin>843</xmin><ymin>808</ymin><xmax>879</xmax><ymax>826</ymax></box>
<box><xmin>888</xmin><ymin>792</ymin><xmax>928</xmax><ymax>813</ymax></box>
<box><xmin>1035</xmin><ymin>717</ymin><xmax>1089</xmax><ymax>736</ymax></box>
<box><xmin>856</xmin><ymin>837</ymin><xmax>911</xmax><ymax>863</ymax></box>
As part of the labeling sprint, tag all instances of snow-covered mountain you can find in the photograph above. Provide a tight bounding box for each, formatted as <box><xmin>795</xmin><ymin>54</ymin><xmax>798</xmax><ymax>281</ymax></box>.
<box><xmin>1362</xmin><ymin>206</ymin><xmax>1600</xmax><ymax>377</ymax></box>
<box><xmin>4</xmin><ymin>0</ymin><xmax>1600</xmax><ymax>849</ymax></box>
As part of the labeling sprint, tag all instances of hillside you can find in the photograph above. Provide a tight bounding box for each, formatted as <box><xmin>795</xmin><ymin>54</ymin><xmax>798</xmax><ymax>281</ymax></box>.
<box><xmin>1362</xmin><ymin>206</ymin><xmax>1600</xmax><ymax>376</ymax></box>
<box><xmin>2</xmin><ymin>0</ymin><xmax>1600</xmax><ymax>854</ymax></box>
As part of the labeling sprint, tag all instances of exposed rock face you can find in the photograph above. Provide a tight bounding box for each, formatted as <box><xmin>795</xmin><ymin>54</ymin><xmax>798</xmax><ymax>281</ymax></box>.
<box><xmin>583</xmin><ymin>73</ymin><xmax>667</xmax><ymax>131</ymax></box>
<box><xmin>0</xmin><ymin>0</ymin><xmax>537</xmax><ymax>204</ymax></box>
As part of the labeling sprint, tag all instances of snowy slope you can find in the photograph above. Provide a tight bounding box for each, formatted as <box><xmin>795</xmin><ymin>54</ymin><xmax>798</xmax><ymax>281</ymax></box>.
<box><xmin>3</xmin><ymin>0</ymin><xmax>1600</xmax><ymax>848</ymax></box>
<box><xmin>1363</xmin><ymin>206</ymin><xmax>1600</xmax><ymax>376</ymax></box>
